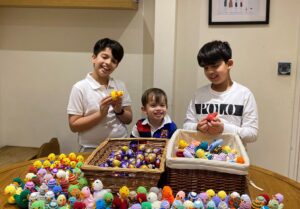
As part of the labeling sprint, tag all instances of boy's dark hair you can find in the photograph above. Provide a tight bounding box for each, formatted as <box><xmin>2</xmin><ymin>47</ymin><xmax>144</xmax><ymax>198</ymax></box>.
<box><xmin>197</xmin><ymin>40</ymin><xmax>232</xmax><ymax>67</ymax></box>
<box><xmin>93</xmin><ymin>38</ymin><xmax>124</xmax><ymax>63</ymax></box>
<box><xmin>141</xmin><ymin>88</ymin><xmax>168</xmax><ymax>107</ymax></box>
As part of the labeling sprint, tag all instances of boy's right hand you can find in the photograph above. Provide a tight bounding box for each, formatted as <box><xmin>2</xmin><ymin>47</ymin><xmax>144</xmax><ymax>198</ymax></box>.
<box><xmin>197</xmin><ymin>118</ymin><xmax>209</xmax><ymax>133</ymax></box>
<box><xmin>99</xmin><ymin>96</ymin><xmax>112</xmax><ymax>117</ymax></box>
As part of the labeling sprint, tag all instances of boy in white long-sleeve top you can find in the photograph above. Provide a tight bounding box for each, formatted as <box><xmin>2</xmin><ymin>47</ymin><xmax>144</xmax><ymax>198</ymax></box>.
<box><xmin>183</xmin><ymin>40</ymin><xmax>258</xmax><ymax>144</ymax></box>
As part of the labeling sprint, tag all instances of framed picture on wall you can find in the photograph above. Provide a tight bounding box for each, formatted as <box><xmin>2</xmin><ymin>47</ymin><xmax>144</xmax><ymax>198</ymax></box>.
<box><xmin>209</xmin><ymin>0</ymin><xmax>270</xmax><ymax>25</ymax></box>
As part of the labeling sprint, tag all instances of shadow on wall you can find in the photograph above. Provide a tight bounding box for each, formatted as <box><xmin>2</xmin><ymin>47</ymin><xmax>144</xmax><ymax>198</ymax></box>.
<box><xmin>0</xmin><ymin>7</ymin><xmax>138</xmax><ymax>53</ymax></box>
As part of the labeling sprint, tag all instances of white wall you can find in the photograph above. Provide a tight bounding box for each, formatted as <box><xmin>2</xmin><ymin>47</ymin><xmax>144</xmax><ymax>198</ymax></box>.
<box><xmin>0</xmin><ymin>1</ymin><xmax>154</xmax><ymax>152</ymax></box>
<box><xmin>174</xmin><ymin>0</ymin><xmax>300</xmax><ymax>177</ymax></box>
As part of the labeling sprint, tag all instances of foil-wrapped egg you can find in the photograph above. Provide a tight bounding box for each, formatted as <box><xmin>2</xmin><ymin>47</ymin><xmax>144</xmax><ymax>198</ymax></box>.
<box><xmin>129</xmin><ymin>141</ymin><xmax>138</xmax><ymax>152</ymax></box>
<box><xmin>121</xmin><ymin>146</ymin><xmax>129</xmax><ymax>153</ymax></box>
<box><xmin>112</xmin><ymin>159</ymin><xmax>121</xmax><ymax>167</ymax></box>
<box><xmin>139</xmin><ymin>144</ymin><xmax>146</xmax><ymax>152</ymax></box>
<box><xmin>120</xmin><ymin>161</ymin><xmax>129</xmax><ymax>168</ymax></box>
<box><xmin>126</xmin><ymin>149</ymin><xmax>135</xmax><ymax>158</ymax></box>
<box><xmin>128</xmin><ymin>158</ymin><xmax>136</xmax><ymax>165</ymax></box>
<box><xmin>145</xmin><ymin>148</ymin><xmax>152</xmax><ymax>154</ymax></box>
<box><xmin>136</xmin><ymin>153</ymin><xmax>144</xmax><ymax>161</ymax></box>
<box><xmin>155</xmin><ymin>158</ymin><xmax>161</xmax><ymax>168</ymax></box>
<box><xmin>153</xmin><ymin>148</ymin><xmax>162</xmax><ymax>155</ymax></box>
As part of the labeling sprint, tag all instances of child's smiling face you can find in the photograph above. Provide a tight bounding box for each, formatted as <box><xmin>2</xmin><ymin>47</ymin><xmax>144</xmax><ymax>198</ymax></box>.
<box><xmin>142</xmin><ymin>94</ymin><xmax>167</xmax><ymax>127</ymax></box>
<box><xmin>203</xmin><ymin>59</ymin><xmax>233</xmax><ymax>92</ymax></box>
<box><xmin>92</xmin><ymin>47</ymin><xmax>118</xmax><ymax>82</ymax></box>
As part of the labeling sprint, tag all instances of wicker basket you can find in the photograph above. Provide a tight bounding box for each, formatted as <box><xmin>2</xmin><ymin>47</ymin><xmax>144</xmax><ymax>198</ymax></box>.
<box><xmin>81</xmin><ymin>138</ymin><xmax>167</xmax><ymax>193</ymax></box>
<box><xmin>166</xmin><ymin>129</ymin><xmax>250</xmax><ymax>194</ymax></box>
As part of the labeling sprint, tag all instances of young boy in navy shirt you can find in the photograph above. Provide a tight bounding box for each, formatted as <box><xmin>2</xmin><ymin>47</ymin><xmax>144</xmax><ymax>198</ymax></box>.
<box><xmin>131</xmin><ymin>88</ymin><xmax>177</xmax><ymax>139</ymax></box>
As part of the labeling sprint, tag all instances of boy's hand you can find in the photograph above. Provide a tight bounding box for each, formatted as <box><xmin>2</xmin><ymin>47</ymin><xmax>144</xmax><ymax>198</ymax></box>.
<box><xmin>197</xmin><ymin>113</ymin><xmax>224</xmax><ymax>134</ymax></box>
<box><xmin>111</xmin><ymin>97</ymin><xmax>123</xmax><ymax>114</ymax></box>
<box><xmin>99</xmin><ymin>96</ymin><xmax>111</xmax><ymax>117</ymax></box>
<box><xmin>197</xmin><ymin>118</ymin><xmax>209</xmax><ymax>133</ymax></box>
<box><xmin>207</xmin><ymin>118</ymin><xmax>224</xmax><ymax>134</ymax></box>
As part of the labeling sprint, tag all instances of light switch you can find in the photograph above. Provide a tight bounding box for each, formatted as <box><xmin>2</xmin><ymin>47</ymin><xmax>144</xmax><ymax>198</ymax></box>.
<box><xmin>278</xmin><ymin>62</ymin><xmax>291</xmax><ymax>75</ymax></box>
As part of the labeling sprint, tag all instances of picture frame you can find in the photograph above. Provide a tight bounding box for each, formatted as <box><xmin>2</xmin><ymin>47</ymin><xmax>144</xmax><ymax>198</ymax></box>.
<box><xmin>209</xmin><ymin>0</ymin><xmax>270</xmax><ymax>25</ymax></box>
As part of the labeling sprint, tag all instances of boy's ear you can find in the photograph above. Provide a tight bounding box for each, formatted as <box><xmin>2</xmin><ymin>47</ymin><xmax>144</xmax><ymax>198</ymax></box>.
<box><xmin>141</xmin><ymin>106</ymin><xmax>146</xmax><ymax>112</ymax></box>
<box><xmin>92</xmin><ymin>54</ymin><xmax>96</xmax><ymax>63</ymax></box>
<box><xmin>227</xmin><ymin>59</ymin><xmax>234</xmax><ymax>68</ymax></box>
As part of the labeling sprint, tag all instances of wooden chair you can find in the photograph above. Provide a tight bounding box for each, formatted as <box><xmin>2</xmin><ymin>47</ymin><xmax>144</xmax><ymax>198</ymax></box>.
<box><xmin>36</xmin><ymin>137</ymin><xmax>60</xmax><ymax>158</ymax></box>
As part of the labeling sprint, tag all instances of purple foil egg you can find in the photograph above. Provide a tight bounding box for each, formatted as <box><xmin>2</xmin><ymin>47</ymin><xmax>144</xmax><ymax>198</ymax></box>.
<box><xmin>109</xmin><ymin>151</ymin><xmax>115</xmax><ymax>158</ymax></box>
<box><xmin>121</xmin><ymin>160</ymin><xmax>129</xmax><ymax>168</ymax></box>
<box><xmin>128</xmin><ymin>158</ymin><xmax>136</xmax><ymax>165</ymax></box>
<box><xmin>129</xmin><ymin>141</ymin><xmax>138</xmax><ymax>152</ymax></box>
<box><xmin>153</xmin><ymin>148</ymin><xmax>162</xmax><ymax>155</ymax></box>
<box><xmin>126</xmin><ymin>149</ymin><xmax>135</xmax><ymax>158</ymax></box>
<box><xmin>99</xmin><ymin>163</ymin><xmax>108</xmax><ymax>167</ymax></box>
<box><xmin>135</xmin><ymin>159</ymin><xmax>142</xmax><ymax>168</ymax></box>
<box><xmin>106</xmin><ymin>157</ymin><xmax>114</xmax><ymax>166</ymax></box>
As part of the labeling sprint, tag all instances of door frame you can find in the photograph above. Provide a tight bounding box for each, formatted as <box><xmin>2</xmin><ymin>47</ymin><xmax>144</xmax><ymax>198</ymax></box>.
<box><xmin>289</xmin><ymin>21</ymin><xmax>300</xmax><ymax>181</ymax></box>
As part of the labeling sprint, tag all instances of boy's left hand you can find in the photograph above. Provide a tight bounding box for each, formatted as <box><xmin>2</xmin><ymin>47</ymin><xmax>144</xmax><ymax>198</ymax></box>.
<box><xmin>111</xmin><ymin>97</ymin><xmax>123</xmax><ymax>113</ymax></box>
<box><xmin>207</xmin><ymin>118</ymin><xmax>224</xmax><ymax>134</ymax></box>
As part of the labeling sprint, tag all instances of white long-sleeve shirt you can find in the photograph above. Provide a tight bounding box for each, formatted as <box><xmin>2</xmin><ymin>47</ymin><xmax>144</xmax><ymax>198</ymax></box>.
<box><xmin>183</xmin><ymin>81</ymin><xmax>258</xmax><ymax>144</ymax></box>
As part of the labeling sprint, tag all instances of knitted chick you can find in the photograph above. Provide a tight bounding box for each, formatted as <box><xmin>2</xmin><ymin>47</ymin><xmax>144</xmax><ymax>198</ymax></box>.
<box><xmin>268</xmin><ymin>199</ymin><xmax>280</xmax><ymax>209</ymax></box>
<box><xmin>57</xmin><ymin>194</ymin><xmax>67</xmax><ymax>207</ymax></box>
<box><xmin>147</xmin><ymin>192</ymin><xmax>158</xmax><ymax>203</ymax></box>
<box><xmin>4</xmin><ymin>184</ymin><xmax>17</xmax><ymax>204</ymax></box>
<box><xmin>14</xmin><ymin>189</ymin><xmax>30</xmax><ymax>209</ymax></box>
<box><xmin>141</xmin><ymin>201</ymin><xmax>152</xmax><ymax>209</ymax></box>
<box><xmin>31</xmin><ymin>200</ymin><xmax>45</xmax><ymax>209</ymax></box>
<box><xmin>178</xmin><ymin>139</ymin><xmax>188</xmax><ymax>149</ymax></box>
<box><xmin>274</xmin><ymin>193</ymin><xmax>284</xmax><ymax>209</ymax></box>
<box><xmin>238</xmin><ymin>194</ymin><xmax>251</xmax><ymax>209</ymax></box>
<box><xmin>161</xmin><ymin>186</ymin><xmax>174</xmax><ymax>205</ymax></box>
<box><xmin>206</xmin><ymin>200</ymin><xmax>217</xmax><ymax>209</ymax></box>
<box><xmin>81</xmin><ymin>186</ymin><xmax>95</xmax><ymax>209</ymax></box>
<box><xmin>183</xmin><ymin>200</ymin><xmax>194</xmax><ymax>209</ymax></box>
<box><xmin>137</xmin><ymin>193</ymin><xmax>147</xmax><ymax>204</ymax></box>
<box><xmin>251</xmin><ymin>196</ymin><xmax>265</xmax><ymax>209</ymax></box>
<box><xmin>137</xmin><ymin>186</ymin><xmax>148</xmax><ymax>194</ymax></box>
<box><xmin>111</xmin><ymin>90</ymin><xmax>124</xmax><ymax>100</ymax></box>
<box><xmin>104</xmin><ymin>192</ymin><xmax>114</xmax><ymax>208</ymax></box>
<box><xmin>12</xmin><ymin>177</ymin><xmax>24</xmax><ymax>189</ymax></box>
<box><xmin>117</xmin><ymin>186</ymin><xmax>129</xmax><ymax>209</ymax></box>
<box><xmin>175</xmin><ymin>190</ymin><xmax>185</xmax><ymax>202</ymax></box>
<box><xmin>93</xmin><ymin>179</ymin><xmax>111</xmax><ymax>201</ymax></box>
<box><xmin>206</xmin><ymin>112</ymin><xmax>218</xmax><ymax>122</ymax></box>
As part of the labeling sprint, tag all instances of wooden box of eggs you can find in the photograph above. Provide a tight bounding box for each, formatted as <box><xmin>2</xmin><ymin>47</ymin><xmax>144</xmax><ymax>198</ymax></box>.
<box><xmin>81</xmin><ymin>138</ymin><xmax>167</xmax><ymax>193</ymax></box>
<box><xmin>166</xmin><ymin>129</ymin><xmax>250</xmax><ymax>194</ymax></box>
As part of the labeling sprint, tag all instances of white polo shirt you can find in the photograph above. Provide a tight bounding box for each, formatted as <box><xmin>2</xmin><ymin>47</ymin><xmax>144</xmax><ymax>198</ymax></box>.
<box><xmin>67</xmin><ymin>73</ymin><xmax>132</xmax><ymax>148</ymax></box>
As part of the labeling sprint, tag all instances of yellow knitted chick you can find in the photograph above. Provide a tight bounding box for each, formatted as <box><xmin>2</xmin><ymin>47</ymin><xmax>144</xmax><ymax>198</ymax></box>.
<box><xmin>111</xmin><ymin>90</ymin><xmax>124</xmax><ymax>100</ymax></box>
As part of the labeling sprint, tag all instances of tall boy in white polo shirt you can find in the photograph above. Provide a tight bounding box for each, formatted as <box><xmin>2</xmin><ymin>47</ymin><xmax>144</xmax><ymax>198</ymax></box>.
<box><xmin>67</xmin><ymin>38</ymin><xmax>133</xmax><ymax>151</ymax></box>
